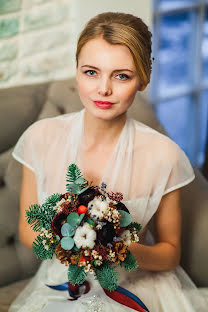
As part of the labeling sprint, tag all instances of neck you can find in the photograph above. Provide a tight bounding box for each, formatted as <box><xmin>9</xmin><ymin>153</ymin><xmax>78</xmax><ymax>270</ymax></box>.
<box><xmin>83</xmin><ymin>109</ymin><xmax>127</xmax><ymax>150</ymax></box>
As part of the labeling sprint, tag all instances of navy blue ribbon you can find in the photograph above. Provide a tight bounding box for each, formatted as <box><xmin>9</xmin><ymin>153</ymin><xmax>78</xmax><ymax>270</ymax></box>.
<box><xmin>46</xmin><ymin>282</ymin><xmax>78</xmax><ymax>299</ymax></box>
<box><xmin>46</xmin><ymin>282</ymin><xmax>149</xmax><ymax>311</ymax></box>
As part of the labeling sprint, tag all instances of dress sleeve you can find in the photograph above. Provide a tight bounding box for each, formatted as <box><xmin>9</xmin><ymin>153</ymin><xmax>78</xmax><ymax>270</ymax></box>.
<box><xmin>12</xmin><ymin>119</ymin><xmax>46</xmax><ymax>173</ymax></box>
<box><xmin>162</xmin><ymin>141</ymin><xmax>195</xmax><ymax>196</ymax></box>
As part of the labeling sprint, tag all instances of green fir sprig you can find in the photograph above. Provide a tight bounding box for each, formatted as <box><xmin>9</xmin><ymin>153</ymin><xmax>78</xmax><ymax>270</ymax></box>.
<box><xmin>68</xmin><ymin>264</ymin><xmax>87</xmax><ymax>285</ymax></box>
<box><xmin>95</xmin><ymin>262</ymin><xmax>119</xmax><ymax>291</ymax></box>
<box><xmin>120</xmin><ymin>251</ymin><xmax>138</xmax><ymax>271</ymax></box>
<box><xmin>128</xmin><ymin>222</ymin><xmax>142</xmax><ymax>232</ymax></box>
<box><xmin>44</xmin><ymin>193</ymin><xmax>62</xmax><ymax>208</ymax></box>
<box><xmin>66</xmin><ymin>164</ymin><xmax>83</xmax><ymax>183</ymax></box>
<box><xmin>32</xmin><ymin>235</ymin><xmax>55</xmax><ymax>260</ymax></box>
<box><xmin>26</xmin><ymin>202</ymin><xmax>57</xmax><ymax>232</ymax></box>
<box><xmin>66</xmin><ymin>163</ymin><xmax>89</xmax><ymax>195</ymax></box>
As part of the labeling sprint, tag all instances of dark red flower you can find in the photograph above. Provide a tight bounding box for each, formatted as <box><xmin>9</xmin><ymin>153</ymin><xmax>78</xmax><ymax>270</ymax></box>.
<box><xmin>115</xmin><ymin>202</ymin><xmax>129</xmax><ymax>214</ymax></box>
<box><xmin>51</xmin><ymin>211</ymin><xmax>68</xmax><ymax>237</ymax></box>
<box><xmin>78</xmin><ymin>186</ymin><xmax>102</xmax><ymax>206</ymax></box>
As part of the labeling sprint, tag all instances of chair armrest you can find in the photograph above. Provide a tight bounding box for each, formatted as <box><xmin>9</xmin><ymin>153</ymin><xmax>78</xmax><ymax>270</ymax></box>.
<box><xmin>180</xmin><ymin>168</ymin><xmax>208</xmax><ymax>287</ymax></box>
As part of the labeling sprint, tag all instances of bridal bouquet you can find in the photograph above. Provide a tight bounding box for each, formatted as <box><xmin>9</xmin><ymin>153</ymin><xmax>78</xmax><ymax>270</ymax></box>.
<box><xmin>26</xmin><ymin>164</ymin><xmax>149</xmax><ymax>312</ymax></box>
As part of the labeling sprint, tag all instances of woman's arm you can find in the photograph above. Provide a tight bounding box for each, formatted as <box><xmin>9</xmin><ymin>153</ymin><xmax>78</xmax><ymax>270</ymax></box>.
<box><xmin>18</xmin><ymin>164</ymin><xmax>39</xmax><ymax>249</ymax></box>
<box><xmin>129</xmin><ymin>188</ymin><xmax>181</xmax><ymax>272</ymax></box>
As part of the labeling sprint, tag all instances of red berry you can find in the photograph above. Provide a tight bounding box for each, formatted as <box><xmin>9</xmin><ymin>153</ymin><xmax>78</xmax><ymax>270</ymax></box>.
<box><xmin>79</xmin><ymin>256</ymin><xmax>86</xmax><ymax>263</ymax></box>
<box><xmin>78</xmin><ymin>205</ymin><xmax>88</xmax><ymax>214</ymax></box>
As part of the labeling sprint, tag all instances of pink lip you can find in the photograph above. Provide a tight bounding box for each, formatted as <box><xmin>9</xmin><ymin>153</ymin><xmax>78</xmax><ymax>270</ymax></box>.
<box><xmin>93</xmin><ymin>101</ymin><xmax>114</xmax><ymax>109</ymax></box>
<box><xmin>94</xmin><ymin>101</ymin><xmax>114</xmax><ymax>104</ymax></box>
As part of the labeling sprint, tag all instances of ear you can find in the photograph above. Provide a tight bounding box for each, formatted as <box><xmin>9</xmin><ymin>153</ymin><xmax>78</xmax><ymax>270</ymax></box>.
<box><xmin>138</xmin><ymin>83</ymin><xmax>147</xmax><ymax>92</ymax></box>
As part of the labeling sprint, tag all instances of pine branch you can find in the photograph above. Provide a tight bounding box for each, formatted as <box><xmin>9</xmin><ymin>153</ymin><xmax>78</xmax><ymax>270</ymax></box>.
<box><xmin>44</xmin><ymin>193</ymin><xmax>61</xmax><ymax>207</ymax></box>
<box><xmin>95</xmin><ymin>262</ymin><xmax>119</xmax><ymax>291</ymax></box>
<box><xmin>32</xmin><ymin>235</ymin><xmax>55</xmax><ymax>260</ymax></box>
<box><xmin>120</xmin><ymin>251</ymin><xmax>138</xmax><ymax>271</ymax></box>
<box><xmin>66</xmin><ymin>164</ymin><xmax>82</xmax><ymax>184</ymax></box>
<box><xmin>128</xmin><ymin>222</ymin><xmax>142</xmax><ymax>232</ymax></box>
<box><xmin>26</xmin><ymin>202</ymin><xmax>57</xmax><ymax>232</ymax></box>
<box><xmin>68</xmin><ymin>264</ymin><xmax>87</xmax><ymax>285</ymax></box>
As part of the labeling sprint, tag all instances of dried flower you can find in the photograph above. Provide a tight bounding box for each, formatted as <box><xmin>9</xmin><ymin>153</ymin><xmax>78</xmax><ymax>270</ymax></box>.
<box><xmin>120</xmin><ymin>230</ymin><xmax>131</xmax><ymax>246</ymax></box>
<box><xmin>107</xmin><ymin>191</ymin><xmax>123</xmax><ymax>203</ymax></box>
<box><xmin>74</xmin><ymin>223</ymin><xmax>96</xmax><ymax>249</ymax></box>
<box><xmin>88</xmin><ymin>196</ymin><xmax>109</xmax><ymax>221</ymax></box>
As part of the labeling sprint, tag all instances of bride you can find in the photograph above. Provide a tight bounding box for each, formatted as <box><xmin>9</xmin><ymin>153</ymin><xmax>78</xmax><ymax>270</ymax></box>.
<box><xmin>9</xmin><ymin>11</ymin><xmax>207</xmax><ymax>312</ymax></box>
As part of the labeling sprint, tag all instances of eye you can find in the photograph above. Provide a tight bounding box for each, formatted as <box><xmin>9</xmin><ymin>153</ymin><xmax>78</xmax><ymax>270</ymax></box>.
<box><xmin>84</xmin><ymin>70</ymin><xmax>96</xmax><ymax>76</ymax></box>
<box><xmin>117</xmin><ymin>73</ymin><xmax>130</xmax><ymax>80</ymax></box>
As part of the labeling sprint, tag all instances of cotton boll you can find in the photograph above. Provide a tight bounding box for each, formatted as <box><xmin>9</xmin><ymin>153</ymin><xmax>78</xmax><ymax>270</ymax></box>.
<box><xmin>88</xmin><ymin>196</ymin><xmax>108</xmax><ymax>221</ymax></box>
<box><xmin>74</xmin><ymin>223</ymin><xmax>96</xmax><ymax>249</ymax></box>
<box><xmin>120</xmin><ymin>230</ymin><xmax>131</xmax><ymax>246</ymax></box>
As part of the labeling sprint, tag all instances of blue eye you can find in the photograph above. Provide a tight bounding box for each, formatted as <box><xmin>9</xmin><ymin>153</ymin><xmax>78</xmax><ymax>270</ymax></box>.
<box><xmin>84</xmin><ymin>70</ymin><xmax>96</xmax><ymax>76</ymax></box>
<box><xmin>117</xmin><ymin>74</ymin><xmax>129</xmax><ymax>80</ymax></box>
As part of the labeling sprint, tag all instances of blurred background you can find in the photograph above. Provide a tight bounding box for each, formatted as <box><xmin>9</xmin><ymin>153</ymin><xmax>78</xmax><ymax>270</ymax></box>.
<box><xmin>0</xmin><ymin>0</ymin><xmax>207</xmax><ymax>177</ymax></box>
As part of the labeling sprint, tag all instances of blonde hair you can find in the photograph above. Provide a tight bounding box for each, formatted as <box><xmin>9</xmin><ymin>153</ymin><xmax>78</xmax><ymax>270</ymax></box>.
<box><xmin>76</xmin><ymin>12</ymin><xmax>152</xmax><ymax>85</ymax></box>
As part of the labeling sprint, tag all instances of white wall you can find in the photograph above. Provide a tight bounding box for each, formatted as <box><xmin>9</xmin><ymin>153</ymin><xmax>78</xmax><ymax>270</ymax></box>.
<box><xmin>74</xmin><ymin>0</ymin><xmax>152</xmax><ymax>40</ymax></box>
<box><xmin>0</xmin><ymin>0</ymin><xmax>152</xmax><ymax>89</ymax></box>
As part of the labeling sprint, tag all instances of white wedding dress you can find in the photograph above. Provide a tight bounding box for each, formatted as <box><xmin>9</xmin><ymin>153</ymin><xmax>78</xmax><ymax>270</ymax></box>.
<box><xmin>9</xmin><ymin>108</ymin><xmax>207</xmax><ymax>311</ymax></box>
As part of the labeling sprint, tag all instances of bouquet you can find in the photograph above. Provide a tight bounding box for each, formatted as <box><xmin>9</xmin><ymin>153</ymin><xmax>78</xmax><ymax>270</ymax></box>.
<box><xmin>26</xmin><ymin>164</ymin><xmax>149</xmax><ymax>312</ymax></box>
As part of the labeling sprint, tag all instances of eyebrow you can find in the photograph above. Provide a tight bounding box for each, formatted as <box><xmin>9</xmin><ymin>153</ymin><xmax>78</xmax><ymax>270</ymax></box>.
<box><xmin>81</xmin><ymin>65</ymin><xmax>134</xmax><ymax>73</ymax></box>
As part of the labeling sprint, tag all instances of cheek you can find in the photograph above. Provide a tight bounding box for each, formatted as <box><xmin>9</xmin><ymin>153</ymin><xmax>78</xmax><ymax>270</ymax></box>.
<box><xmin>118</xmin><ymin>84</ymin><xmax>138</xmax><ymax>102</ymax></box>
<box><xmin>77</xmin><ymin>78</ymin><xmax>95</xmax><ymax>96</ymax></box>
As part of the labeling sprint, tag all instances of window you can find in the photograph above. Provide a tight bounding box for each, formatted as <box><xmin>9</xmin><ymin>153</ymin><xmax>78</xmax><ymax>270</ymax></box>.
<box><xmin>150</xmin><ymin>0</ymin><xmax>208</xmax><ymax>169</ymax></box>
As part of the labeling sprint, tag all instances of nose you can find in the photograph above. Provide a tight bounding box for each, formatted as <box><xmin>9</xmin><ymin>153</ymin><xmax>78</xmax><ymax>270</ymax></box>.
<box><xmin>97</xmin><ymin>77</ymin><xmax>112</xmax><ymax>96</ymax></box>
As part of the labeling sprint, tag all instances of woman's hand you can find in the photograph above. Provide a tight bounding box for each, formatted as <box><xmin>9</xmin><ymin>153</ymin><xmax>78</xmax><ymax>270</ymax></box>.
<box><xmin>129</xmin><ymin>188</ymin><xmax>181</xmax><ymax>272</ymax></box>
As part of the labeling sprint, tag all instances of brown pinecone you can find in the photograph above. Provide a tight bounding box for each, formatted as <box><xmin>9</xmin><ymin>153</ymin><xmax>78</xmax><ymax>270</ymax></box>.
<box><xmin>70</xmin><ymin>254</ymin><xmax>80</xmax><ymax>265</ymax></box>
<box><xmin>93</xmin><ymin>242</ymin><xmax>109</xmax><ymax>261</ymax></box>
<box><xmin>62</xmin><ymin>195</ymin><xmax>78</xmax><ymax>214</ymax></box>
<box><xmin>113</xmin><ymin>241</ymin><xmax>127</xmax><ymax>264</ymax></box>
<box><xmin>55</xmin><ymin>243</ymin><xmax>72</xmax><ymax>266</ymax></box>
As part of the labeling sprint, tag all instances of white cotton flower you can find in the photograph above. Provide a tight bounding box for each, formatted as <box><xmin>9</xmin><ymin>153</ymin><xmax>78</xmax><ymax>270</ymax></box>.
<box><xmin>74</xmin><ymin>223</ymin><xmax>96</xmax><ymax>249</ymax></box>
<box><xmin>120</xmin><ymin>230</ymin><xmax>131</xmax><ymax>246</ymax></box>
<box><xmin>88</xmin><ymin>197</ymin><xmax>109</xmax><ymax>220</ymax></box>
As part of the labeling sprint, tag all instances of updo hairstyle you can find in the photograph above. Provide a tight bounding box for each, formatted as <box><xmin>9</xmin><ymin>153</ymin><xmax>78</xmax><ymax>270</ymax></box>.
<box><xmin>76</xmin><ymin>12</ymin><xmax>153</xmax><ymax>86</ymax></box>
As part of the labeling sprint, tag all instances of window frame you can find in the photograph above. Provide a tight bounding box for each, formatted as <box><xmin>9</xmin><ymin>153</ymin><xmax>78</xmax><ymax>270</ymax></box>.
<box><xmin>150</xmin><ymin>0</ymin><xmax>208</xmax><ymax>169</ymax></box>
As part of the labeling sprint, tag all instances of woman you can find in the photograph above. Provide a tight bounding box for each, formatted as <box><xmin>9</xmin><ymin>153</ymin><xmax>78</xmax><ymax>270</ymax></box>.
<box><xmin>9</xmin><ymin>12</ymin><xmax>207</xmax><ymax>312</ymax></box>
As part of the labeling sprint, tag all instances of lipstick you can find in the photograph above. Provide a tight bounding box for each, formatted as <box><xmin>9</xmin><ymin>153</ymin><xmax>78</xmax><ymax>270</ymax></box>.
<box><xmin>93</xmin><ymin>101</ymin><xmax>113</xmax><ymax>109</ymax></box>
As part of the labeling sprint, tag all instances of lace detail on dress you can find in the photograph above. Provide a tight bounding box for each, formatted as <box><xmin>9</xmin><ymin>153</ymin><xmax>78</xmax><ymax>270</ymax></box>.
<box><xmin>80</xmin><ymin>295</ymin><xmax>105</xmax><ymax>312</ymax></box>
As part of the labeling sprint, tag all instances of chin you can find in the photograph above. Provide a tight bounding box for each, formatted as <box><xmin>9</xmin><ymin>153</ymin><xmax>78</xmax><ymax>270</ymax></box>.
<box><xmin>89</xmin><ymin>107</ymin><xmax>127</xmax><ymax>122</ymax></box>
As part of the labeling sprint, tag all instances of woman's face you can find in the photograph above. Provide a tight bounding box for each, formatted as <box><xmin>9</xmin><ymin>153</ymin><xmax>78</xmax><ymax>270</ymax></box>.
<box><xmin>76</xmin><ymin>36</ymin><xmax>146</xmax><ymax>121</ymax></box>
